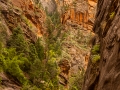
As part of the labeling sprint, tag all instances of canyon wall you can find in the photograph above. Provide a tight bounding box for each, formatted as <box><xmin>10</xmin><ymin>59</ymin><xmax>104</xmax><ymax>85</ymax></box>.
<box><xmin>38</xmin><ymin>0</ymin><xmax>97</xmax><ymax>30</ymax></box>
<box><xmin>60</xmin><ymin>0</ymin><xmax>97</xmax><ymax>30</ymax></box>
<box><xmin>82</xmin><ymin>0</ymin><xmax>120</xmax><ymax>90</ymax></box>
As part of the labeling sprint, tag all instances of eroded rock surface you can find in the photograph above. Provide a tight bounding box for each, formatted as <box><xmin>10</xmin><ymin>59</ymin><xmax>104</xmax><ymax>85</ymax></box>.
<box><xmin>0</xmin><ymin>72</ymin><xmax>21</xmax><ymax>90</ymax></box>
<box><xmin>82</xmin><ymin>0</ymin><xmax>120</xmax><ymax>90</ymax></box>
<box><xmin>60</xmin><ymin>0</ymin><xmax>97</xmax><ymax>30</ymax></box>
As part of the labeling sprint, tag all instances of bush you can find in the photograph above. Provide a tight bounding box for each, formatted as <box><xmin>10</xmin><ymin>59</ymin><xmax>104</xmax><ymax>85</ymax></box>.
<box><xmin>0</xmin><ymin>47</ymin><xmax>28</xmax><ymax>85</ymax></box>
<box><xmin>45</xmin><ymin>10</ymin><xmax>63</xmax><ymax>41</ymax></box>
<box><xmin>0</xmin><ymin>8</ymin><xmax>64</xmax><ymax>89</ymax></box>
<box><xmin>7</xmin><ymin>26</ymin><xmax>29</xmax><ymax>53</ymax></box>
<box><xmin>91</xmin><ymin>55</ymin><xmax>100</xmax><ymax>64</ymax></box>
<box><xmin>69</xmin><ymin>70</ymin><xmax>85</xmax><ymax>90</ymax></box>
<box><xmin>29</xmin><ymin>59</ymin><xmax>46</xmax><ymax>87</ymax></box>
<box><xmin>29</xmin><ymin>58</ymin><xmax>59</xmax><ymax>89</ymax></box>
<box><xmin>91</xmin><ymin>44</ymin><xmax>100</xmax><ymax>54</ymax></box>
<box><xmin>22</xmin><ymin>84</ymin><xmax>42</xmax><ymax>90</ymax></box>
<box><xmin>0</xmin><ymin>23</ymin><xmax>8</xmax><ymax>44</ymax></box>
<box><xmin>35</xmin><ymin>38</ymin><xmax>45</xmax><ymax>60</ymax></box>
<box><xmin>110</xmin><ymin>12</ymin><xmax>115</xmax><ymax>19</ymax></box>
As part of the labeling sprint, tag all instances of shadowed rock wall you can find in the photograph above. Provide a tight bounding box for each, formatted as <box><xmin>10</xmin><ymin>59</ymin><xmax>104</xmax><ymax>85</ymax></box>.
<box><xmin>82</xmin><ymin>0</ymin><xmax>120</xmax><ymax>90</ymax></box>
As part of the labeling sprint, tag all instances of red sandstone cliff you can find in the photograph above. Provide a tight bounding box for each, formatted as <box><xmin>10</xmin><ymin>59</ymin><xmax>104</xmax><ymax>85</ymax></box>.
<box><xmin>60</xmin><ymin>0</ymin><xmax>97</xmax><ymax>30</ymax></box>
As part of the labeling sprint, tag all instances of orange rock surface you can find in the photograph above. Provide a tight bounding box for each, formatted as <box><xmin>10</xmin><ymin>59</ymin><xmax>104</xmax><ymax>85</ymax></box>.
<box><xmin>60</xmin><ymin>0</ymin><xmax>97</xmax><ymax>30</ymax></box>
<box><xmin>10</xmin><ymin>0</ymin><xmax>45</xmax><ymax>37</ymax></box>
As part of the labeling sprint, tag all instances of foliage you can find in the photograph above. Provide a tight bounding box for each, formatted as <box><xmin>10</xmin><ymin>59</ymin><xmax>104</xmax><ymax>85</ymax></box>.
<box><xmin>45</xmin><ymin>10</ymin><xmax>63</xmax><ymax>40</ymax></box>
<box><xmin>21</xmin><ymin>15</ymin><xmax>32</xmax><ymax>29</ymax></box>
<box><xmin>29</xmin><ymin>58</ymin><xmax>59</xmax><ymax>89</ymax></box>
<box><xmin>0</xmin><ymin>47</ymin><xmax>28</xmax><ymax>85</ymax></box>
<box><xmin>29</xmin><ymin>59</ymin><xmax>46</xmax><ymax>88</ymax></box>
<box><xmin>0</xmin><ymin>22</ymin><xmax>8</xmax><ymax>44</ymax></box>
<box><xmin>110</xmin><ymin>11</ymin><xmax>115</xmax><ymax>19</ymax></box>
<box><xmin>91</xmin><ymin>55</ymin><xmax>100</xmax><ymax>64</ymax></box>
<box><xmin>35</xmin><ymin>38</ymin><xmax>45</xmax><ymax>60</ymax></box>
<box><xmin>91</xmin><ymin>44</ymin><xmax>100</xmax><ymax>64</ymax></box>
<box><xmin>33</xmin><ymin>0</ymin><xmax>42</xmax><ymax>7</ymax></box>
<box><xmin>22</xmin><ymin>85</ymin><xmax>41</xmax><ymax>90</ymax></box>
<box><xmin>91</xmin><ymin>44</ymin><xmax>100</xmax><ymax>54</ymax></box>
<box><xmin>0</xmin><ymin>7</ymin><xmax>65</xmax><ymax>89</ymax></box>
<box><xmin>44</xmin><ymin>10</ymin><xmax>63</xmax><ymax>89</ymax></box>
<box><xmin>7</xmin><ymin>26</ymin><xmax>29</xmax><ymax>53</ymax></box>
<box><xmin>46</xmin><ymin>59</ymin><xmax>59</xmax><ymax>89</ymax></box>
<box><xmin>0</xmin><ymin>77</ymin><xmax>1</xmax><ymax>85</ymax></box>
<box><xmin>72</xmin><ymin>0</ymin><xmax>77</xmax><ymax>7</ymax></box>
<box><xmin>45</xmin><ymin>9</ymin><xmax>63</xmax><ymax>65</ymax></box>
<box><xmin>69</xmin><ymin>70</ymin><xmax>85</xmax><ymax>90</ymax></box>
<box><xmin>61</xmin><ymin>5</ymin><xmax>69</xmax><ymax>13</ymax></box>
<box><xmin>49</xmin><ymin>10</ymin><xmax>61</xmax><ymax>25</ymax></box>
<box><xmin>0</xmin><ymin>21</ymin><xmax>60</xmax><ymax>89</ymax></box>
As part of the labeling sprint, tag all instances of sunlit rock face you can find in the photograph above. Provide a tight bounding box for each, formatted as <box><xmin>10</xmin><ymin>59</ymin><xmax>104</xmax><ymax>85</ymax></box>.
<box><xmin>60</xmin><ymin>0</ymin><xmax>97</xmax><ymax>30</ymax></box>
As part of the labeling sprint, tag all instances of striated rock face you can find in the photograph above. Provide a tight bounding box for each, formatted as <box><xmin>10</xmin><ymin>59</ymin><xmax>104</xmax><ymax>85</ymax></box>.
<box><xmin>82</xmin><ymin>0</ymin><xmax>120</xmax><ymax>90</ymax></box>
<box><xmin>10</xmin><ymin>0</ymin><xmax>45</xmax><ymax>38</ymax></box>
<box><xmin>60</xmin><ymin>0</ymin><xmax>97</xmax><ymax>30</ymax></box>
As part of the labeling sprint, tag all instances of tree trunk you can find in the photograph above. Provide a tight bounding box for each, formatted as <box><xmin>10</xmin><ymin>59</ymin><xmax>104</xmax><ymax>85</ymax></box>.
<box><xmin>82</xmin><ymin>0</ymin><xmax>120</xmax><ymax>90</ymax></box>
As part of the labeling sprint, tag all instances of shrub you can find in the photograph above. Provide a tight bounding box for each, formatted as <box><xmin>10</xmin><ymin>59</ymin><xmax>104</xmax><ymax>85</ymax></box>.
<box><xmin>91</xmin><ymin>55</ymin><xmax>100</xmax><ymax>64</ymax></box>
<box><xmin>0</xmin><ymin>47</ymin><xmax>28</xmax><ymax>85</ymax></box>
<box><xmin>91</xmin><ymin>44</ymin><xmax>100</xmax><ymax>54</ymax></box>
<box><xmin>29</xmin><ymin>58</ymin><xmax>58</xmax><ymax>89</ymax></box>
<box><xmin>69</xmin><ymin>70</ymin><xmax>85</xmax><ymax>90</ymax></box>
<box><xmin>35</xmin><ymin>38</ymin><xmax>45</xmax><ymax>60</ymax></box>
<box><xmin>21</xmin><ymin>16</ymin><xmax>32</xmax><ymax>29</ymax></box>
<box><xmin>0</xmin><ymin>8</ymin><xmax>63</xmax><ymax>89</ymax></box>
<box><xmin>110</xmin><ymin>12</ymin><xmax>115</xmax><ymax>19</ymax></box>
<box><xmin>0</xmin><ymin>23</ymin><xmax>8</xmax><ymax>44</ymax></box>
<box><xmin>0</xmin><ymin>42</ymin><xmax>3</xmax><ymax>54</ymax></box>
<box><xmin>7</xmin><ymin>26</ymin><xmax>29</xmax><ymax>53</ymax></box>
<box><xmin>46</xmin><ymin>59</ymin><xmax>59</xmax><ymax>89</ymax></box>
<box><xmin>29</xmin><ymin>59</ymin><xmax>46</xmax><ymax>87</ymax></box>
<box><xmin>22</xmin><ymin>84</ymin><xmax>42</xmax><ymax>90</ymax></box>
